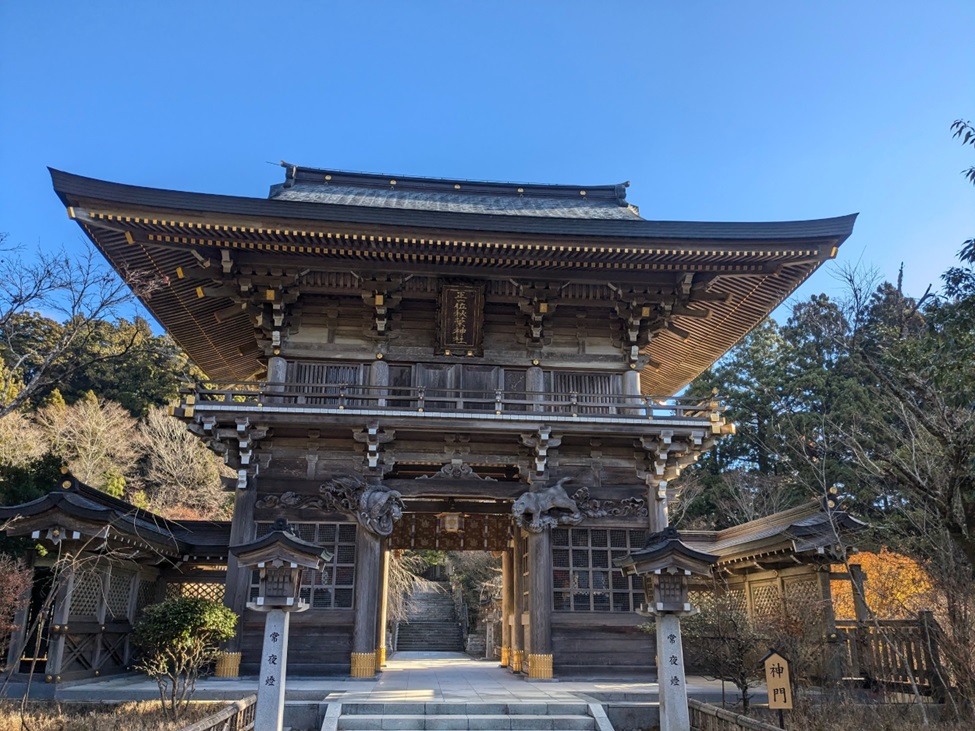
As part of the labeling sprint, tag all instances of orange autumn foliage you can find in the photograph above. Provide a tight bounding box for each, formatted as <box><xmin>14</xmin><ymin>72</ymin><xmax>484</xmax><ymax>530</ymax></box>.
<box><xmin>831</xmin><ymin>547</ymin><xmax>936</xmax><ymax>620</ymax></box>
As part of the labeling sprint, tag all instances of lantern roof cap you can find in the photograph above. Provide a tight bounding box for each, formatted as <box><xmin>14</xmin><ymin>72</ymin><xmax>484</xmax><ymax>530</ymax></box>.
<box><xmin>614</xmin><ymin>526</ymin><xmax>719</xmax><ymax>577</ymax></box>
<box><xmin>230</xmin><ymin>518</ymin><xmax>331</xmax><ymax>569</ymax></box>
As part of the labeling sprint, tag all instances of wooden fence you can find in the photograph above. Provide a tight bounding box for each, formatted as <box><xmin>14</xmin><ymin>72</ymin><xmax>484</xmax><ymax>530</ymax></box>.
<box><xmin>688</xmin><ymin>699</ymin><xmax>782</xmax><ymax>731</ymax></box>
<box><xmin>178</xmin><ymin>695</ymin><xmax>256</xmax><ymax>731</ymax></box>
<box><xmin>835</xmin><ymin>611</ymin><xmax>947</xmax><ymax>697</ymax></box>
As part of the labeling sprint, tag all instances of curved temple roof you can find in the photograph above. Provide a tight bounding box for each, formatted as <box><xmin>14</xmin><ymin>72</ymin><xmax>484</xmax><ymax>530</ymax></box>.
<box><xmin>49</xmin><ymin>166</ymin><xmax>856</xmax><ymax>393</ymax></box>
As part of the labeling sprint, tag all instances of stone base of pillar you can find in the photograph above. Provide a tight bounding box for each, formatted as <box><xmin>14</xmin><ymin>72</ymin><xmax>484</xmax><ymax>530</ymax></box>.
<box><xmin>527</xmin><ymin>653</ymin><xmax>553</xmax><ymax>679</ymax></box>
<box><xmin>500</xmin><ymin>646</ymin><xmax>510</xmax><ymax>666</ymax></box>
<box><xmin>350</xmin><ymin>651</ymin><xmax>376</xmax><ymax>678</ymax></box>
<box><xmin>511</xmin><ymin>649</ymin><xmax>524</xmax><ymax>673</ymax></box>
<box><xmin>376</xmin><ymin>646</ymin><xmax>387</xmax><ymax>667</ymax></box>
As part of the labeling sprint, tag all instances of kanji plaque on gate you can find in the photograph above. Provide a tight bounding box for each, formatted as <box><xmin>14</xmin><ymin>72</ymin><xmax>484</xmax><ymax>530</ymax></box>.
<box><xmin>436</xmin><ymin>283</ymin><xmax>484</xmax><ymax>356</ymax></box>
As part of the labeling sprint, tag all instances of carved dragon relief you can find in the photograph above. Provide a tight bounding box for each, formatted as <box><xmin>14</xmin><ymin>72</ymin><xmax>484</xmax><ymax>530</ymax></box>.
<box><xmin>319</xmin><ymin>474</ymin><xmax>404</xmax><ymax>537</ymax></box>
<box><xmin>512</xmin><ymin>477</ymin><xmax>649</xmax><ymax>533</ymax></box>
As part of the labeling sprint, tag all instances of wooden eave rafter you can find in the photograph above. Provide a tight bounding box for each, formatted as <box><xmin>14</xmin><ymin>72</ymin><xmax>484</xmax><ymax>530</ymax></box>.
<box><xmin>52</xmin><ymin>170</ymin><xmax>855</xmax><ymax>394</ymax></box>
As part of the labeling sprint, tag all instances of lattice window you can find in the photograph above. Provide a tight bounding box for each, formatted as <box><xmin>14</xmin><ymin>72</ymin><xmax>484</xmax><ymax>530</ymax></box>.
<box><xmin>69</xmin><ymin>569</ymin><xmax>101</xmax><ymax>618</ymax></box>
<box><xmin>688</xmin><ymin>589</ymin><xmax>713</xmax><ymax>611</ymax></box>
<box><xmin>552</xmin><ymin>527</ymin><xmax>646</xmax><ymax>612</ymax></box>
<box><xmin>784</xmin><ymin>577</ymin><xmax>821</xmax><ymax>616</ymax></box>
<box><xmin>134</xmin><ymin>578</ymin><xmax>157</xmax><ymax>617</ymax></box>
<box><xmin>166</xmin><ymin>581</ymin><xmax>226</xmax><ymax>603</ymax></box>
<box><xmin>252</xmin><ymin>522</ymin><xmax>356</xmax><ymax>610</ymax></box>
<box><xmin>725</xmin><ymin>587</ymin><xmax>747</xmax><ymax>613</ymax></box>
<box><xmin>750</xmin><ymin>581</ymin><xmax>781</xmax><ymax>618</ymax></box>
<box><xmin>106</xmin><ymin>569</ymin><xmax>134</xmax><ymax>619</ymax></box>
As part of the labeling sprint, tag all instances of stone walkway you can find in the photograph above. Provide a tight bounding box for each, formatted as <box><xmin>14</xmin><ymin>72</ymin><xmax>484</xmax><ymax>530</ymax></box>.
<box><xmin>18</xmin><ymin>652</ymin><xmax>748</xmax><ymax>705</ymax></box>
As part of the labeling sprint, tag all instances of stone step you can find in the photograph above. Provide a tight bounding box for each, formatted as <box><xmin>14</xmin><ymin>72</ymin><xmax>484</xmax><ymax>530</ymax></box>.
<box><xmin>341</xmin><ymin>703</ymin><xmax>591</xmax><ymax>715</ymax></box>
<box><xmin>336</xmin><ymin>714</ymin><xmax>595</xmax><ymax>730</ymax></box>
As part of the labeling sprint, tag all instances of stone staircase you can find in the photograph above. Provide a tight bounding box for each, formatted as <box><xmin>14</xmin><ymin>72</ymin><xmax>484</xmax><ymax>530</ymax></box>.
<box><xmin>324</xmin><ymin>702</ymin><xmax>610</xmax><ymax>730</ymax></box>
<box><xmin>396</xmin><ymin>581</ymin><xmax>464</xmax><ymax>652</ymax></box>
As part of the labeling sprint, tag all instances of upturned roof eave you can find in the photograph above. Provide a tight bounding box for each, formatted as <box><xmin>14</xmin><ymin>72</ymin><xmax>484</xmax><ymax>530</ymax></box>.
<box><xmin>50</xmin><ymin>168</ymin><xmax>858</xmax><ymax>244</ymax></box>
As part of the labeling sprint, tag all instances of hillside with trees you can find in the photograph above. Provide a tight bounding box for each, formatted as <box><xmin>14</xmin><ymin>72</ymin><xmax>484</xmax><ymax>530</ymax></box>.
<box><xmin>0</xmin><ymin>284</ymin><xmax>231</xmax><ymax>519</ymax></box>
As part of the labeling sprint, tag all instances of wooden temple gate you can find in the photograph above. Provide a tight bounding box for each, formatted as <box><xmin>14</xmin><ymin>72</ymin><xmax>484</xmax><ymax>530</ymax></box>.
<box><xmin>10</xmin><ymin>162</ymin><xmax>857</xmax><ymax>681</ymax></box>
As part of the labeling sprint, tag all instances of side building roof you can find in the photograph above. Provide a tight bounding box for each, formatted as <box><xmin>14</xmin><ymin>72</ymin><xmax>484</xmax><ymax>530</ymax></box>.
<box><xmin>0</xmin><ymin>474</ymin><xmax>230</xmax><ymax>563</ymax></box>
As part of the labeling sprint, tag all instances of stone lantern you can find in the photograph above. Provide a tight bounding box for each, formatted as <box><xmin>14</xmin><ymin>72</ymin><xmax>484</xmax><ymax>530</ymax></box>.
<box><xmin>231</xmin><ymin>519</ymin><xmax>330</xmax><ymax>731</ymax></box>
<box><xmin>615</xmin><ymin>526</ymin><xmax>718</xmax><ymax>731</ymax></box>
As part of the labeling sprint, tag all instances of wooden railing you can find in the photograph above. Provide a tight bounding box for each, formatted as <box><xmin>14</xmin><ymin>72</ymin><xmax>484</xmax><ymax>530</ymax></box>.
<box><xmin>688</xmin><ymin>699</ymin><xmax>782</xmax><ymax>731</ymax></box>
<box><xmin>181</xmin><ymin>380</ymin><xmax>724</xmax><ymax>423</ymax></box>
<box><xmin>178</xmin><ymin>695</ymin><xmax>256</xmax><ymax>731</ymax></box>
<box><xmin>835</xmin><ymin>611</ymin><xmax>947</xmax><ymax>696</ymax></box>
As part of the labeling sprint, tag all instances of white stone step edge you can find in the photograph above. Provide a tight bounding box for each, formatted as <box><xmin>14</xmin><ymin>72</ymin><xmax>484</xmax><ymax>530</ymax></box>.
<box><xmin>321</xmin><ymin>703</ymin><xmax>615</xmax><ymax>731</ymax></box>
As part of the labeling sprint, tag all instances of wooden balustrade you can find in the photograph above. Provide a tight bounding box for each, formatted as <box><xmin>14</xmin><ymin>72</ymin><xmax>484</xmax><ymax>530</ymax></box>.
<box><xmin>687</xmin><ymin>699</ymin><xmax>782</xmax><ymax>731</ymax></box>
<box><xmin>178</xmin><ymin>695</ymin><xmax>256</xmax><ymax>731</ymax></box>
<box><xmin>183</xmin><ymin>381</ymin><xmax>722</xmax><ymax>423</ymax></box>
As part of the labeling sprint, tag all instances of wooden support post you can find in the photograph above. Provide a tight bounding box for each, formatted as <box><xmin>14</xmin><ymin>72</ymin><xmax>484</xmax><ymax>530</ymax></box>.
<box><xmin>375</xmin><ymin>542</ymin><xmax>390</xmax><ymax>668</ymax></box>
<box><xmin>623</xmin><ymin>369</ymin><xmax>645</xmax><ymax>416</ymax></box>
<box><xmin>919</xmin><ymin>610</ymin><xmax>947</xmax><ymax>702</ymax></box>
<box><xmin>44</xmin><ymin>561</ymin><xmax>75</xmax><ymax>683</ymax></box>
<box><xmin>510</xmin><ymin>533</ymin><xmax>525</xmax><ymax>673</ymax></box>
<box><xmin>352</xmin><ymin>527</ymin><xmax>381</xmax><ymax>677</ymax></box>
<box><xmin>224</xmin><ymin>485</ymin><xmax>257</xmax><ymax>653</ymax></box>
<box><xmin>818</xmin><ymin>567</ymin><xmax>844</xmax><ymax>686</ymax></box>
<box><xmin>849</xmin><ymin>564</ymin><xmax>870</xmax><ymax>623</ymax></box>
<box><xmin>5</xmin><ymin>575</ymin><xmax>32</xmax><ymax>671</ymax></box>
<box><xmin>526</xmin><ymin>366</ymin><xmax>545</xmax><ymax>413</ymax></box>
<box><xmin>648</xmin><ymin>479</ymin><xmax>669</xmax><ymax>534</ymax></box>
<box><xmin>371</xmin><ymin>358</ymin><xmax>389</xmax><ymax>407</ymax></box>
<box><xmin>500</xmin><ymin>546</ymin><xmax>513</xmax><ymax>667</ymax></box>
<box><xmin>267</xmin><ymin>355</ymin><xmax>288</xmax><ymax>383</ymax></box>
<box><xmin>528</xmin><ymin>528</ymin><xmax>553</xmax><ymax>679</ymax></box>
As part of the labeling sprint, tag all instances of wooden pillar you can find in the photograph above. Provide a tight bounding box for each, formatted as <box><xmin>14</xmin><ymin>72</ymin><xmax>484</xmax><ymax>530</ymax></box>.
<box><xmin>528</xmin><ymin>527</ymin><xmax>553</xmax><ymax>679</ymax></box>
<box><xmin>370</xmin><ymin>358</ymin><xmax>389</xmax><ymax>406</ymax></box>
<box><xmin>267</xmin><ymin>355</ymin><xmax>288</xmax><ymax>384</ymax></box>
<box><xmin>510</xmin><ymin>532</ymin><xmax>525</xmax><ymax>672</ymax></box>
<box><xmin>849</xmin><ymin>564</ymin><xmax>870</xmax><ymax>623</ymax></box>
<box><xmin>500</xmin><ymin>547</ymin><xmax>513</xmax><ymax>667</ymax></box>
<box><xmin>818</xmin><ymin>567</ymin><xmax>843</xmax><ymax>686</ymax></box>
<box><xmin>352</xmin><ymin>527</ymin><xmax>381</xmax><ymax>677</ymax></box>
<box><xmin>527</xmin><ymin>366</ymin><xmax>545</xmax><ymax>412</ymax></box>
<box><xmin>623</xmin><ymin>368</ymin><xmax>646</xmax><ymax>416</ymax></box>
<box><xmin>44</xmin><ymin>560</ymin><xmax>75</xmax><ymax>683</ymax></box>
<box><xmin>224</xmin><ymin>485</ymin><xmax>257</xmax><ymax>653</ymax></box>
<box><xmin>648</xmin><ymin>478</ymin><xmax>669</xmax><ymax>534</ymax></box>
<box><xmin>5</xmin><ymin>574</ymin><xmax>32</xmax><ymax>670</ymax></box>
<box><xmin>623</xmin><ymin>369</ymin><xmax>641</xmax><ymax>396</ymax></box>
<box><xmin>375</xmin><ymin>542</ymin><xmax>390</xmax><ymax>668</ymax></box>
<box><xmin>919</xmin><ymin>609</ymin><xmax>948</xmax><ymax>701</ymax></box>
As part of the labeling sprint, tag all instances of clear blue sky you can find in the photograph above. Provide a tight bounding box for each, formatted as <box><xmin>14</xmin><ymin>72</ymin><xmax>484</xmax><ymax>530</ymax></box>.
<box><xmin>2</xmin><ymin>2</ymin><xmax>973</xmax><ymax>324</ymax></box>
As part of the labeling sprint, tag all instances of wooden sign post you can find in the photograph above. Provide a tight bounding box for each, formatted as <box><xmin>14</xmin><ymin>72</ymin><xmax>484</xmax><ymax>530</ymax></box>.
<box><xmin>761</xmin><ymin>648</ymin><xmax>792</xmax><ymax>729</ymax></box>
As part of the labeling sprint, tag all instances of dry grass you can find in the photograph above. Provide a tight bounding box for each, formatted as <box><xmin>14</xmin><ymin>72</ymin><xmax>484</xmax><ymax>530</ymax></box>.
<box><xmin>0</xmin><ymin>700</ymin><xmax>224</xmax><ymax>731</ymax></box>
<box><xmin>746</xmin><ymin>697</ymin><xmax>974</xmax><ymax>731</ymax></box>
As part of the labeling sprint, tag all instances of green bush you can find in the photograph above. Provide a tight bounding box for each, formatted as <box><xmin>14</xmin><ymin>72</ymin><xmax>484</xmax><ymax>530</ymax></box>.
<box><xmin>131</xmin><ymin>597</ymin><xmax>237</xmax><ymax>720</ymax></box>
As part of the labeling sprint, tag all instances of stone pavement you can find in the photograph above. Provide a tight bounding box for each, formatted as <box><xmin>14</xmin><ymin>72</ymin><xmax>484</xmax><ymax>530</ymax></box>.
<box><xmin>20</xmin><ymin>652</ymin><xmax>751</xmax><ymax>706</ymax></box>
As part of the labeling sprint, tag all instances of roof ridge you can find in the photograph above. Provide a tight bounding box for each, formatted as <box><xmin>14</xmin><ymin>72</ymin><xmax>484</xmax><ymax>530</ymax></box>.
<box><xmin>714</xmin><ymin>500</ymin><xmax>822</xmax><ymax>541</ymax></box>
<box><xmin>279</xmin><ymin>162</ymin><xmax>631</xmax><ymax>204</ymax></box>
